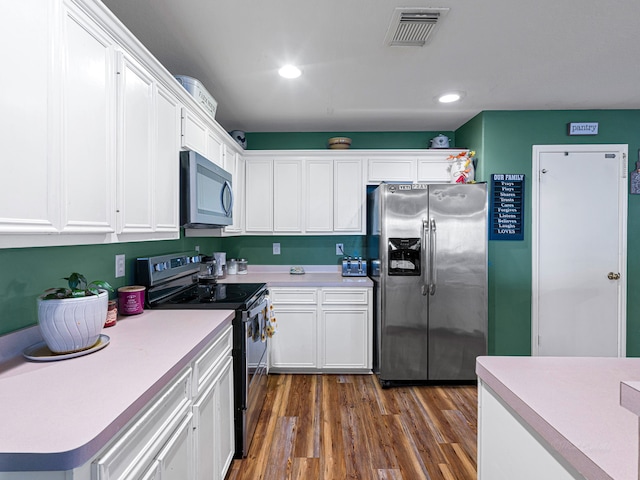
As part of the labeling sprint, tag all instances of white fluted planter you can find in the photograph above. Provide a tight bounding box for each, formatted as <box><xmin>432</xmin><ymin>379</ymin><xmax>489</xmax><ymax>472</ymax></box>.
<box><xmin>37</xmin><ymin>290</ymin><xmax>108</xmax><ymax>353</ymax></box>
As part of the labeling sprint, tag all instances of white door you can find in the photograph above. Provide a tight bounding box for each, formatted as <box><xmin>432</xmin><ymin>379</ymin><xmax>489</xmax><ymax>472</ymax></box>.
<box><xmin>532</xmin><ymin>145</ymin><xmax>627</xmax><ymax>356</ymax></box>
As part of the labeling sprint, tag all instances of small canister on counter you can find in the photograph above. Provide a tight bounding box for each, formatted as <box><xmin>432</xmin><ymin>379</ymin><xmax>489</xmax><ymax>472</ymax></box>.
<box><xmin>227</xmin><ymin>258</ymin><xmax>238</xmax><ymax>275</ymax></box>
<box><xmin>104</xmin><ymin>300</ymin><xmax>118</xmax><ymax>327</ymax></box>
<box><xmin>237</xmin><ymin>259</ymin><xmax>248</xmax><ymax>274</ymax></box>
<box><xmin>118</xmin><ymin>286</ymin><xmax>145</xmax><ymax>315</ymax></box>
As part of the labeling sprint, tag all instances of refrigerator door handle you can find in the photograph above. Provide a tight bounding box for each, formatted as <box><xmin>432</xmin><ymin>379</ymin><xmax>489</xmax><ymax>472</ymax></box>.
<box><xmin>429</xmin><ymin>218</ymin><xmax>437</xmax><ymax>295</ymax></box>
<box><xmin>422</xmin><ymin>219</ymin><xmax>430</xmax><ymax>296</ymax></box>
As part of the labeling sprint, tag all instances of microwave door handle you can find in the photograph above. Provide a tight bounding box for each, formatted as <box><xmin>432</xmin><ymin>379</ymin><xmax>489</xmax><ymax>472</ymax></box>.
<box><xmin>221</xmin><ymin>181</ymin><xmax>234</xmax><ymax>217</ymax></box>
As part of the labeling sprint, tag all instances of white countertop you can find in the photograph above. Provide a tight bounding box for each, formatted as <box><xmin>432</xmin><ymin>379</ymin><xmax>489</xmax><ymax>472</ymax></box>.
<box><xmin>0</xmin><ymin>309</ymin><xmax>234</xmax><ymax>472</ymax></box>
<box><xmin>476</xmin><ymin>356</ymin><xmax>640</xmax><ymax>480</ymax></box>
<box><xmin>219</xmin><ymin>265</ymin><xmax>373</xmax><ymax>287</ymax></box>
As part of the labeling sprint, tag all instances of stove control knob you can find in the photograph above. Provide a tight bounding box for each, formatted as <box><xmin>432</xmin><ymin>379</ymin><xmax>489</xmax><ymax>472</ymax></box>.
<box><xmin>154</xmin><ymin>263</ymin><xmax>163</xmax><ymax>272</ymax></box>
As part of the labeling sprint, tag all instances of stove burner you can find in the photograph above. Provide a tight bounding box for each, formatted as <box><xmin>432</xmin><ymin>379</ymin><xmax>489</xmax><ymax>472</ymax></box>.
<box><xmin>197</xmin><ymin>284</ymin><xmax>247</xmax><ymax>303</ymax></box>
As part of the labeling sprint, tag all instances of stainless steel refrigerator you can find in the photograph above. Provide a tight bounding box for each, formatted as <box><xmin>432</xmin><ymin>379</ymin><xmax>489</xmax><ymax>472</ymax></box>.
<box><xmin>368</xmin><ymin>183</ymin><xmax>488</xmax><ymax>386</ymax></box>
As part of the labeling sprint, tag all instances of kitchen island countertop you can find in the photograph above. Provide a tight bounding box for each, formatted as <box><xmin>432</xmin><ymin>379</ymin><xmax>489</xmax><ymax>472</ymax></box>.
<box><xmin>0</xmin><ymin>308</ymin><xmax>234</xmax><ymax>472</ymax></box>
<box><xmin>476</xmin><ymin>356</ymin><xmax>640</xmax><ymax>480</ymax></box>
<box><xmin>219</xmin><ymin>265</ymin><xmax>373</xmax><ymax>287</ymax></box>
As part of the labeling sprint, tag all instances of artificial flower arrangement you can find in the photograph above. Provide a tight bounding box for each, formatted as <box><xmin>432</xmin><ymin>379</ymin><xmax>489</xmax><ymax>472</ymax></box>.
<box><xmin>448</xmin><ymin>150</ymin><xmax>476</xmax><ymax>184</ymax></box>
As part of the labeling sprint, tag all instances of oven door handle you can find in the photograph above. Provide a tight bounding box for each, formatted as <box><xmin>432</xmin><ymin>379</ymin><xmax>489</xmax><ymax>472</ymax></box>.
<box><xmin>243</xmin><ymin>298</ymin><xmax>268</xmax><ymax>321</ymax></box>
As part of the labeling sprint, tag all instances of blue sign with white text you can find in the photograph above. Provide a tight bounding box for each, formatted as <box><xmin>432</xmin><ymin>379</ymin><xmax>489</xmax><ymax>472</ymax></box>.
<box><xmin>490</xmin><ymin>174</ymin><xmax>525</xmax><ymax>240</ymax></box>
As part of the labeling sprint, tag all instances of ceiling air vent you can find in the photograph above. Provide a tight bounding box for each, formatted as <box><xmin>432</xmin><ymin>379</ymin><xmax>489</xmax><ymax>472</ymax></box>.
<box><xmin>385</xmin><ymin>7</ymin><xmax>450</xmax><ymax>47</ymax></box>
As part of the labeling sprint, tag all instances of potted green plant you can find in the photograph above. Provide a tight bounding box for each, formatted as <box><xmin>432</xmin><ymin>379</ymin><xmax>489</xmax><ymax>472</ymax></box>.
<box><xmin>38</xmin><ymin>273</ymin><xmax>114</xmax><ymax>353</ymax></box>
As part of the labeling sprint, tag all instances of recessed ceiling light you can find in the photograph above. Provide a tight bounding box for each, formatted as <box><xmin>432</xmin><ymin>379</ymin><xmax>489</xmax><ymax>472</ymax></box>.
<box><xmin>278</xmin><ymin>65</ymin><xmax>302</xmax><ymax>79</ymax></box>
<box><xmin>438</xmin><ymin>91</ymin><xmax>464</xmax><ymax>103</ymax></box>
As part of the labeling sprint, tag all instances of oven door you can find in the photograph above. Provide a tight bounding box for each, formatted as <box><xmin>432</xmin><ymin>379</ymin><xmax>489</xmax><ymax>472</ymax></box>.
<box><xmin>240</xmin><ymin>295</ymin><xmax>269</xmax><ymax>456</ymax></box>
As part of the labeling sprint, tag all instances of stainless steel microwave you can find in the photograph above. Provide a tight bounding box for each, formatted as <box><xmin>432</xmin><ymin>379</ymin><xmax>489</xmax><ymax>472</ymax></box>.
<box><xmin>180</xmin><ymin>150</ymin><xmax>233</xmax><ymax>227</ymax></box>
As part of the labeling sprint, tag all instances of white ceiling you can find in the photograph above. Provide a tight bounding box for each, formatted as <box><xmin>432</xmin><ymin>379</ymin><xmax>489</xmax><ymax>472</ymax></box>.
<box><xmin>101</xmin><ymin>0</ymin><xmax>640</xmax><ymax>133</ymax></box>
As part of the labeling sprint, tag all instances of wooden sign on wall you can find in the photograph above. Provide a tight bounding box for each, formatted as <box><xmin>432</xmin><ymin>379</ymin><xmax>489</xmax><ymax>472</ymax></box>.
<box><xmin>490</xmin><ymin>174</ymin><xmax>525</xmax><ymax>240</ymax></box>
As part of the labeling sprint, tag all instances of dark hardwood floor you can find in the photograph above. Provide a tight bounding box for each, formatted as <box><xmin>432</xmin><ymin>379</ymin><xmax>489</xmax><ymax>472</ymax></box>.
<box><xmin>226</xmin><ymin>374</ymin><xmax>478</xmax><ymax>480</ymax></box>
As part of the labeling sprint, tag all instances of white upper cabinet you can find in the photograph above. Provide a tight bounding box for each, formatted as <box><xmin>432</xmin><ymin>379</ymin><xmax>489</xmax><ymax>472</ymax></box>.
<box><xmin>244</xmin><ymin>158</ymin><xmax>274</xmax><ymax>232</ymax></box>
<box><xmin>305</xmin><ymin>160</ymin><xmax>334</xmax><ymax>233</ymax></box>
<box><xmin>180</xmin><ymin>107</ymin><xmax>208</xmax><ymax>156</ymax></box>
<box><xmin>243</xmin><ymin>153</ymin><xmax>366</xmax><ymax>235</ymax></box>
<box><xmin>273</xmin><ymin>159</ymin><xmax>303</xmax><ymax>233</ymax></box>
<box><xmin>334</xmin><ymin>159</ymin><xmax>364</xmax><ymax>233</ymax></box>
<box><xmin>116</xmin><ymin>51</ymin><xmax>181</xmax><ymax>240</ymax></box>
<box><xmin>61</xmin><ymin>1</ymin><xmax>116</xmax><ymax>235</ymax></box>
<box><xmin>153</xmin><ymin>85</ymin><xmax>181</xmax><ymax>232</ymax></box>
<box><xmin>207</xmin><ymin>130</ymin><xmax>224</xmax><ymax>167</ymax></box>
<box><xmin>0</xmin><ymin>1</ymin><xmax>54</xmax><ymax>238</ymax></box>
<box><xmin>365</xmin><ymin>149</ymin><xmax>466</xmax><ymax>185</ymax></box>
<box><xmin>116</xmin><ymin>50</ymin><xmax>155</xmax><ymax>235</ymax></box>
<box><xmin>180</xmin><ymin>106</ymin><xmax>226</xmax><ymax>167</ymax></box>
<box><xmin>367</xmin><ymin>157</ymin><xmax>416</xmax><ymax>183</ymax></box>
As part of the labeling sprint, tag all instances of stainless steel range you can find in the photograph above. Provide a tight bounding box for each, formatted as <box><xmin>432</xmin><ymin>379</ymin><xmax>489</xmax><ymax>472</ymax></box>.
<box><xmin>136</xmin><ymin>252</ymin><xmax>268</xmax><ymax>458</ymax></box>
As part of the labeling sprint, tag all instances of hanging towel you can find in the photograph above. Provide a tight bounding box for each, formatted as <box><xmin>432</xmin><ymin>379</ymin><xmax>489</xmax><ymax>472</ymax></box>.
<box><xmin>261</xmin><ymin>294</ymin><xmax>277</xmax><ymax>342</ymax></box>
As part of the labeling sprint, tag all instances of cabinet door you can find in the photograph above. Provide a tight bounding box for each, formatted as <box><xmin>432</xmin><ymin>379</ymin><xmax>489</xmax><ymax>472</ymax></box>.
<box><xmin>116</xmin><ymin>51</ymin><xmax>154</xmax><ymax>234</ymax></box>
<box><xmin>273</xmin><ymin>159</ymin><xmax>303</xmax><ymax>232</ymax></box>
<box><xmin>270</xmin><ymin>307</ymin><xmax>318</xmax><ymax>370</ymax></box>
<box><xmin>154</xmin><ymin>85</ymin><xmax>181</xmax><ymax>233</ymax></box>
<box><xmin>417</xmin><ymin>158</ymin><xmax>452</xmax><ymax>182</ymax></box>
<box><xmin>244</xmin><ymin>159</ymin><xmax>273</xmax><ymax>232</ymax></box>
<box><xmin>157</xmin><ymin>413</ymin><xmax>194</xmax><ymax>480</ymax></box>
<box><xmin>193</xmin><ymin>356</ymin><xmax>234</xmax><ymax>480</ymax></box>
<box><xmin>207</xmin><ymin>130</ymin><xmax>224</xmax><ymax>167</ymax></box>
<box><xmin>180</xmin><ymin>107</ymin><xmax>208</xmax><ymax>155</ymax></box>
<box><xmin>61</xmin><ymin>1</ymin><xmax>116</xmax><ymax>234</ymax></box>
<box><xmin>367</xmin><ymin>158</ymin><xmax>416</xmax><ymax>184</ymax></box>
<box><xmin>0</xmin><ymin>1</ymin><xmax>56</xmax><ymax>235</ymax></box>
<box><xmin>320</xmin><ymin>308</ymin><xmax>369</xmax><ymax>370</ymax></box>
<box><xmin>223</xmin><ymin>148</ymin><xmax>244</xmax><ymax>234</ymax></box>
<box><xmin>305</xmin><ymin>160</ymin><xmax>334</xmax><ymax>232</ymax></box>
<box><xmin>216</xmin><ymin>357</ymin><xmax>235</xmax><ymax>478</ymax></box>
<box><xmin>334</xmin><ymin>159</ymin><xmax>364</xmax><ymax>233</ymax></box>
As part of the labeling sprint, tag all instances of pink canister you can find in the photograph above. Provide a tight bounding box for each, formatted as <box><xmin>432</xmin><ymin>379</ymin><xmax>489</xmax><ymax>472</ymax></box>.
<box><xmin>118</xmin><ymin>286</ymin><xmax>145</xmax><ymax>315</ymax></box>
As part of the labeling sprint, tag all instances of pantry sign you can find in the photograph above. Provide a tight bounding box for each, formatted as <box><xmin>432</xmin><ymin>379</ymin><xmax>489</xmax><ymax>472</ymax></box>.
<box><xmin>490</xmin><ymin>174</ymin><xmax>525</xmax><ymax>240</ymax></box>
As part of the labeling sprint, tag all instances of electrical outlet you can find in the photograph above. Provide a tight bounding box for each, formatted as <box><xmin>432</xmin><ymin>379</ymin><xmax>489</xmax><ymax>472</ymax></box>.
<box><xmin>273</xmin><ymin>243</ymin><xmax>281</xmax><ymax>255</ymax></box>
<box><xmin>195</xmin><ymin>245</ymin><xmax>200</xmax><ymax>253</ymax></box>
<box><xmin>336</xmin><ymin>243</ymin><xmax>344</xmax><ymax>256</ymax></box>
<box><xmin>115</xmin><ymin>254</ymin><xmax>126</xmax><ymax>278</ymax></box>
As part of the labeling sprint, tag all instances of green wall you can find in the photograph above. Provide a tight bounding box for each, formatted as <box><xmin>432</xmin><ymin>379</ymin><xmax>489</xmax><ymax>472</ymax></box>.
<box><xmin>458</xmin><ymin>110</ymin><xmax>640</xmax><ymax>356</ymax></box>
<box><xmin>246</xmin><ymin>131</ymin><xmax>457</xmax><ymax>150</ymax></box>
<box><xmin>220</xmin><ymin>235</ymin><xmax>365</xmax><ymax>265</ymax></box>
<box><xmin>4</xmin><ymin>114</ymin><xmax>640</xmax><ymax>356</ymax></box>
<box><xmin>0</xmin><ymin>236</ymin><xmax>221</xmax><ymax>336</ymax></box>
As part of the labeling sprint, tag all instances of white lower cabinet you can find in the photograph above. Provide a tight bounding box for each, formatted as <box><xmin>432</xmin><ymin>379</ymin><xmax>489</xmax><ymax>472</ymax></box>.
<box><xmin>269</xmin><ymin>287</ymin><xmax>372</xmax><ymax>373</ymax></box>
<box><xmin>92</xmin><ymin>367</ymin><xmax>193</xmax><ymax>480</ymax></box>
<box><xmin>21</xmin><ymin>325</ymin><xmax>238</xmax><ymax>480</ymax></box>
<box><xmin>192</xmin><ymin>356</ymin><xmax>234</xmax><ymax>480</ymax></box>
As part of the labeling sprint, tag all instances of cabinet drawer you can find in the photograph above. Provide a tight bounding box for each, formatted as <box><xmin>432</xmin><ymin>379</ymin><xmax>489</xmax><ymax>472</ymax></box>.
<box><xmin>270</xmin><ymin>288</ymin><xmax>317</xmax><ymax>304</ymax></box>
<box><xmin>93</xmin><ymin>367</ymin><xmax>192</xmax><ymax>480</ymax></box>
<box><xmin>321</xmin><ymin>288</ymin><xmax>369</xmax><ymax>305</ymax></box>
<box><xmin>192</xmin><ymin>324</ymin><xmax>233</xmax><ymax>397</ymax></box>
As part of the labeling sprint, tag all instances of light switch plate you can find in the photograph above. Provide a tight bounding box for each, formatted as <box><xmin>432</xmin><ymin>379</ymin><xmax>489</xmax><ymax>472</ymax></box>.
<box><xmin>273</xmin><ymin>243</ymin><xmax>281</xmax><ymax>255</ymax></box>
<box><xmin>115</xmin><ymin>254</ymin><xmax>125</xmax><ymax>278</ymax></box>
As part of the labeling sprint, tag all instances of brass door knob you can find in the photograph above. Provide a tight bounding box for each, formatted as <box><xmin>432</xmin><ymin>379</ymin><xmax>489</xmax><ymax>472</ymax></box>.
<box><xmin>607</xmin><ymin>272</ymin><xmax>621</xmax><ymax>280</ymax></box>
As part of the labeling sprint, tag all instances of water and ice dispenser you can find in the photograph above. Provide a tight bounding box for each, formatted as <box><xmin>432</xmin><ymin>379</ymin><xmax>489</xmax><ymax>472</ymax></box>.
<box><xmin>388</xmin><ymin>238</ymin><xmax>421</xmax><ymax>276</ymax></box>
